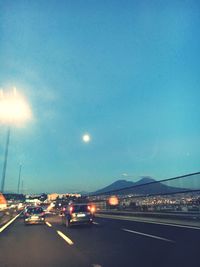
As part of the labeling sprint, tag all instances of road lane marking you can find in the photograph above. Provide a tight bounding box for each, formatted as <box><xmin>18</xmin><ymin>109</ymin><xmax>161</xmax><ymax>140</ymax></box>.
<box><xmin>57</xmin><ymin>230</ymin><xmax>74</xmax><ymax>245</ymax></box>
<box><xmin>97</xmin><ymin>214</ymin><xmax>200</xmax><ymax>230</ymax></box>
<box><xmin>45</xmin><ymin>222</ymin><xmax>52</xmax><ymax>227</ymax></box>
<box><xmin>92</xmin><ymin>264</ymin><xmax>102</xmax><ymax>267</ymax></box>
<box><xmin>0</xmin><ymin>212</ymin><xmax>21</xmax><ymax>233</ymax></box>
<box><xmin>93</xmin><ymin>222</ymin><xmax>99</xmax><ymax>225</ymax></box>
<box><xmin>122</xmin><ymin>228</ymin><xmax>175</xmax><ymax>243</ymax></box>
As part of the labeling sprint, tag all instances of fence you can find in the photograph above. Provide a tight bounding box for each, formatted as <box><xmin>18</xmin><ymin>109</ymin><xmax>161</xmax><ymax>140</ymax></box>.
<box><xmin>89</xmin><ymin>172</ymin><xmax>200</xmax><ymax>214</ymax></box>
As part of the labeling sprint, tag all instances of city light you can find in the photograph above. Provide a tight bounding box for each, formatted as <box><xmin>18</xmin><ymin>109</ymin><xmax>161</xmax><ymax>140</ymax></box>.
<box><xmin>0</xmin><ymin>88</ymin><xmax>32</xmax><ymax>126</ymax></box>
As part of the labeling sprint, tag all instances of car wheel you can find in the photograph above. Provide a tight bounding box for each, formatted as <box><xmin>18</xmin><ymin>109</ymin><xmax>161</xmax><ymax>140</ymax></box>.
<box><xmin>61</xmin><ymin>216</ymin><xmax>65</xmax><ymax>225</ymax></box>
<box><xmin>65</xmin><ymin>219</ymin><xmax>70</xmax><ymax>228</ymax></box>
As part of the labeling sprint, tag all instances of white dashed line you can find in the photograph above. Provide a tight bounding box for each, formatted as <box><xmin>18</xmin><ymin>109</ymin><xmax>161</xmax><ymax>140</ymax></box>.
<box><xmin>0</xmin><ymin>212</ymin><xmax>21</xmax><ymax>233</ymax></box>
<box><xmin>93</xmin><ymin>222</ymin><xmax>99</xmax><ymax>225</ymax></box>
<box><xmin>57</xmin><ymin>230</ymin><xmax>74</xmax><ymax>245</ymax></box>
<box><xmin>45</xmin><ymin>222</ymin><xmax>52</xmax><ymax>227</ymax></box>
<box><xmin>122</xmin><ymin>228</ymin><xmax>175</xmax><ymax>243</ymax></box>
<box><xmin>92</xmin><ymin>264</ymin><xmax>102</xmax><ymax>267</ymax></box>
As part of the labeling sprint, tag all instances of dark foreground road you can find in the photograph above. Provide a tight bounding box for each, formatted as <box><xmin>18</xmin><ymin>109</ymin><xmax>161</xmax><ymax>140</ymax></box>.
<box><xmin>0</xmin><ymin>213</ymin><xmax>200</xmax><ymax>267</ymax></box>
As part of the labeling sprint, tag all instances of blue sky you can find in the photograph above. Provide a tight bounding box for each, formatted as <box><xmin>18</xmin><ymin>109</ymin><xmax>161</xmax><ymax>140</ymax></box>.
<box><xmin>0</xmin><ymin>0</ymin><xmax>200</xmax><ymax>193</ymax></box>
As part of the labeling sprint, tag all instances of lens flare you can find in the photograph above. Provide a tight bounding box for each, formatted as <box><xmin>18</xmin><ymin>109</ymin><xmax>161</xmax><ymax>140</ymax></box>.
<box><xmin>0</xmin><ymin>88</ymin><xmax>32</xmax><ymax>126</ymax></box>
<box><xmin>108</xmin><ymin>196</ymin><xmax>119</xmax><ymax>206</ymax></box>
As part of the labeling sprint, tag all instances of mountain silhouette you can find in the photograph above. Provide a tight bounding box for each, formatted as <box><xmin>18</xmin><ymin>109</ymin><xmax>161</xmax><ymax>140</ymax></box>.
<box><xmin>93</xmin><ymin>177</ymin><xmax>186</xmax><ymax>196</ymax></box>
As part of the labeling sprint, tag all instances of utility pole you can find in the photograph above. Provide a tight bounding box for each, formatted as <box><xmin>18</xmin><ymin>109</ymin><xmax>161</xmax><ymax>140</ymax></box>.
<box><xmin>1</xmin><ymin>128</ymin><xmax>11</xmax><ymax>193</ymax></box>
<box><xmin>17</xmin><ymin>165</ymin><xmax>22</xmax><ymax>194</ymax></box>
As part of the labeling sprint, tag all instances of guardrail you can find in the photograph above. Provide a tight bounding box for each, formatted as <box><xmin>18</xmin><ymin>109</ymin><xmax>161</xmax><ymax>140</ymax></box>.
<box><xmin>97</xmin><ymin>209</ymin><xmax>200</xmax><ymax>221</ymax></box>
<box><xmin>89</xmin><ymin>172</ymin><xmax>200</xmax><ymax>221</ymax></box>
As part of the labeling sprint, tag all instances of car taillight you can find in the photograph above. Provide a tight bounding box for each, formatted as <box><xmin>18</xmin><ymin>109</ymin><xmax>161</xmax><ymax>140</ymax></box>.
<box><xmin>88</xmin><ymin>205</ymin><xmax>95</xmax><ymax>213</ymax></box>
<box><xmin>63</xmin><ymin>207</ymin><xmax>66</xmax><ymax>211</ymax></box>
<box><xmin>91</xmin><ymin>206</ymin><xmax>96</xmax><ymax>213</ymax></box>
<box><xmin>25</xmin><ymin>212</ymin><xmax>30</xmax><ymax>216</ymax></box>
<box><xmin>41</xmin><ymin>212</ymin><xmax>45</xmax><ymax>216</ymax></box>
<box><xmin>69</xmin><ymin>206</ymin><xmax>73</xmax><ymax>214</ymax></box>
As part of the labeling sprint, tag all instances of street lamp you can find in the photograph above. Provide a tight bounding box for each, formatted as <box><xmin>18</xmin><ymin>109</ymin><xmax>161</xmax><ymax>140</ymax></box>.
<box><xmin>17</xmin><ymin>164</ymin><xmax>22</xmax><ymax>194</ymax></box>
<box><xmin>0</xmin><ymin>87</ymin><xmax>32</xmax><ymax>193</ymax></box>
<box><xmin>1</xmin><ymin>128</ymin><xmax>10</xmax><ymax>193</ymax></box>
<box><xmin>0</xmin><ymin>87</ymin><xmax>32</xmax><ymax>126</ymax></box>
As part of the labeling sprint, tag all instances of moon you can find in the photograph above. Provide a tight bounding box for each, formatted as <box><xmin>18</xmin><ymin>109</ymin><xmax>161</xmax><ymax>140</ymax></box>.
<box><xmin>82</xmin><ymin>134</ymin><xmax>91</xmax><ymax>143</ymax></box>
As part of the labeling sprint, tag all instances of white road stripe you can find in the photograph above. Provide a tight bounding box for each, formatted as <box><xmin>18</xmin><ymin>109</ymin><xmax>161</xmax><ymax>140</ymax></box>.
<box><xmin>93</xmin><ymin>222</ymin><xmax>99</xmax><ymax>225</ymax></box>
<box><xmin>92</xmin><ymin>264</ymin><xmax>102</xmax><ymax>267</ymax></box>
<box><xmin>45</xmin><ymin>222</ymin><xmax>52</xmax><ymax>227</ymax></box>
<box><xmin>57</xmin><ymin>230</ymin><xmax>74</xmax><ymax>245</ymax></box>
<box><xmin>0</xmin><ymin>212</ymin><xmax>21</xmax><ymax>233</ymax></box>
<box><xmin>122</xmin><ymin>228</ymin><xmax>174</xmax><ymax>243</ymax></box>
<box><xmin>97</xmin><ymin>214</ymin><xmax>200</xmax><ymax>230</ymax></box>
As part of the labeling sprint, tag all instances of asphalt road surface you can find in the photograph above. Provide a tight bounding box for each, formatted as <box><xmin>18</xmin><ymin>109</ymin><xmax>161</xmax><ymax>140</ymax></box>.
<box><xmin>0</xmin><ymin>213</ymin><xmax>200</xmax><ymax>267</ymax></box>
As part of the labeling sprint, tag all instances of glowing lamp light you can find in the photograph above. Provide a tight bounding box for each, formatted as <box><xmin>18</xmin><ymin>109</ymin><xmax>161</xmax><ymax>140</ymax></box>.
<box><xmin>108</xmin><ymin>196</ymin><xmax>119</xmax><ymax>206</ymax></box>
<box><xmin>0</xmin><ymin>88</ymin><xmax>32</xmax><ymax>126</ymax></box>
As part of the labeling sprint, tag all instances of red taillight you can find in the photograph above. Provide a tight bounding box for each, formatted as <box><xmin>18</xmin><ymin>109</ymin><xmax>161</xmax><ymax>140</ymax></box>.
<box><xmin>87</xmin><ymin>205</ymin><xmax>95</xmax><ymax>213</ymax></box>
<box><xmin>41</xmin><ymin>212</ymin><xmax>45</xmax><ymax>216</ymax></box>
<box><xmin>63</xmin><ymin>207</ymin><xmax>66</xmax><ymax>211</ymax></box>
<box><xmin>69</xmin><ymin>206</ymin><xmax>73</xmax><ymax>214</ymax></box>
<box><xmin>91</xmin><ymin>206</ymin><xmax>96</xmax><ymax>213</ymax></box>
<box><xmin>25</xmin><ymin>212</ymin><xmax>30</xmax><ymax>216</ymax></box>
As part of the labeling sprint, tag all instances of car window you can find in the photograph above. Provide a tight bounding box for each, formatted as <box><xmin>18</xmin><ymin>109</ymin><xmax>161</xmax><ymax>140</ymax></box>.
<box><xmin>71</xmin><ymin>205</ymin><xmax>88</xmax><ymax>212</ymax></box>
<box><xmin>27</xmin><ymin>208</ymin><xmax>43</xmax><ymax>214</ymax></box>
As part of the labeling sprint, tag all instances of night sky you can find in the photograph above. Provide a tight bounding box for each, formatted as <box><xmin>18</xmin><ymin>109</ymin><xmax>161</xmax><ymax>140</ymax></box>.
<box><xmin>0</xmin><ymin>0</ymin><xmax>200</xmax><ymax>193</ymax></box>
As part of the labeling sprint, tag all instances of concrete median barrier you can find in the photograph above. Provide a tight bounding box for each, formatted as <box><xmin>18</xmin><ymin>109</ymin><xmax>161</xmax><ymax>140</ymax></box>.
<box><xmin>96</xmin><ymin>209</ymin><xmax>200</xmax><ymax>228</ymax></box>
<box><xmin>97</xmin><ymin>209</ymin><xmax>200</xmax><ymax>220</ymax></box>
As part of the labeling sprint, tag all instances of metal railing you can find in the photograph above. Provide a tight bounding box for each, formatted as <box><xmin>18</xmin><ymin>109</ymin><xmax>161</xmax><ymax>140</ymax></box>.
<box><xmin>88</xmin><ymin>172</ymin><xmax>200</xmax><ymax>216</ymax></box>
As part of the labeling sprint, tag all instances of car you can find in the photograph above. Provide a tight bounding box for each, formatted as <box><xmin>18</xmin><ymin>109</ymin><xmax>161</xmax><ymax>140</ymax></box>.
<box><xmin>24</xmin><ymin>206</ymin><xmax>45</xmax><ymax>225</ymax></box>
<box><xmin>61</xmin><ymin>203</ymin><xmax>95</xmax><ymax>227</ymax></box>
<box><xmin>60</xmin><ymin>206</ymin><xmax>67</xmax><ymax>216</ymax></box>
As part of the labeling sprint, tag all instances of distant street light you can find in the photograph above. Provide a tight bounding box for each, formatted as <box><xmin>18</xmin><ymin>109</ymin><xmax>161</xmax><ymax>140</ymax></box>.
<box><xmin>0</xmin><ymin>87</ymin><xmax>32</xmax><ymax>193</ymax></box>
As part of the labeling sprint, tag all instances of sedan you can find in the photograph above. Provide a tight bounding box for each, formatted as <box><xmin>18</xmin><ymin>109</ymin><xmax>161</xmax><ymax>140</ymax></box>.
<box><xmin>24</xmin><ymin>206</ymin><xmax>45</xmax><ymax>225</ymax></box>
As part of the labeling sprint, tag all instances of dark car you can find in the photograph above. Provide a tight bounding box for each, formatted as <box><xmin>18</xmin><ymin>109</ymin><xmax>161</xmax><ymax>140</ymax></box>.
<box><xmin>62</xmin><ymin>203</ymin><xmax>95</xmax><ymax>227</ymax></box>
<box><xmin>24</xmin><ymin>206</ymin><xmax>45</xmax><ymax>225</ymax></box>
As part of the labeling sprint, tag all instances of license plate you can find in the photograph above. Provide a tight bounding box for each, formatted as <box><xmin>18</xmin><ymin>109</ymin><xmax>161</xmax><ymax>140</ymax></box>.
<box><xmin>77</xmin><ymin>214</ymin><xmax>85</xmax><ymax>217</ymax></box>
<box><xmin>31</xmin><ymin>216</ymin><xmax>39</xmax><ymax>219</ymax></box>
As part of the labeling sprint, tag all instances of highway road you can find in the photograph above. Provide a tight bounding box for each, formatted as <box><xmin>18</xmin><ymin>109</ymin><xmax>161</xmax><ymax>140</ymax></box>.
<box><xmin>0</xmin><ymin>213</ymin><xmax>200</xmax><ymax>267</ymax></box>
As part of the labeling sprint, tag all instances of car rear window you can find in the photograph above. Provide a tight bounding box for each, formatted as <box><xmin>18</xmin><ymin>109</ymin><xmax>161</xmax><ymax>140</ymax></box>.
<box><xmin>72</xmin><ymin>205</ymin><xmax>88</xmax><ymax>212</ymax></box>
<box><xmin>27</xmin><ymin>207</ymin><xmax>43</xmax><ymax>214</ymax></box>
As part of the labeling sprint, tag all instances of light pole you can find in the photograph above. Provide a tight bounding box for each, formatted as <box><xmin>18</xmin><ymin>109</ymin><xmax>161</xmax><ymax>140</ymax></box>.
<box><xmin>0</xmin><ymin>87</ymin><xmax>32</xmax><ymax>193</ymax></box>
<box><xmin>1</xmin><ymin>128</ymin><xmax>10</xmax><ymax>193</ymax></box>
<box><xmin>17</xmin><ymin>164</ymin><xmax>22</xmax><ymax>194</ymax></box>
<box><xmin>21</xmin><ymin>180</ymin><xmax>24</xmax><ymax>195</ymax></box>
